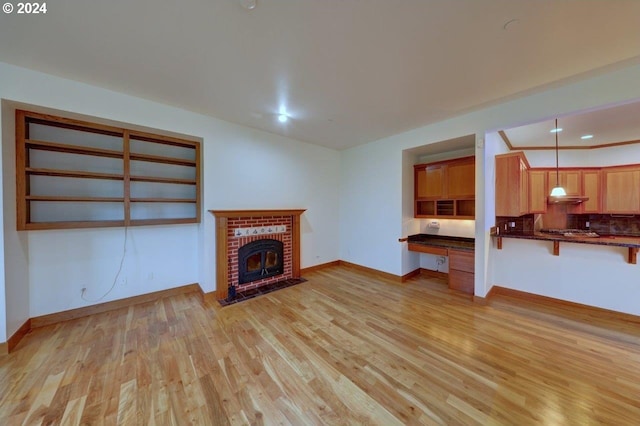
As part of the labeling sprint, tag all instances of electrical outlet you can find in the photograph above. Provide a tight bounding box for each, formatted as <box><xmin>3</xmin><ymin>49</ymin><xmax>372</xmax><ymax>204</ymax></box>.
<box><xmin>509</xmin><ymin>222</ymin><xmax>516</xmax><ymax>228</ymax></box>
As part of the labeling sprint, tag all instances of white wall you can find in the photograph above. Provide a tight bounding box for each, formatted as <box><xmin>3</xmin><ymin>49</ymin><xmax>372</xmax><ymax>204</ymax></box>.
<box><xmin>340</xmin><ymin>61</ymin><xmax>640</xmax><ymax>312</ymax></box>
<box><xmin>2</xmin><ymin>102</ymin><xmax>29</xmax><ymax>337</ymax></box>
<box><xmin>0</xmin><ymin>62</ymin><xmax>340</xmax><ymax>337</ymax></box>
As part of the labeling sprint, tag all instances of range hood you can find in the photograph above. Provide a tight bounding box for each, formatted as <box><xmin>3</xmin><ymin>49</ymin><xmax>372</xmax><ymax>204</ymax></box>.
<box><xmin>547</xmin><ymin>195</ymin><xmax>589</xmax><ymax>204</ymax></box>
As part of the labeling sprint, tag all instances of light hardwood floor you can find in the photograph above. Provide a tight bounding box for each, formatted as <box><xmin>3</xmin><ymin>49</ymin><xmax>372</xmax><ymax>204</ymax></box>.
<box><xmin>1</xmin><ymin>265</ymin><xmax>640</xmax><ymax>425</ymax></box>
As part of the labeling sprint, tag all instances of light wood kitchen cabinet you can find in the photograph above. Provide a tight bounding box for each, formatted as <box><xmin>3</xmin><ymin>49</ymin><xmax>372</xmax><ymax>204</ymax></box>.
<box><xmin>548</xmin><ymin>170</ymin><xmax>581</xmax><ymax>196</ymax></box>
<box><xmin>528</xmin><ymin>170</ymin><xmax>547</xmax><ymax>213</ymax></box>
<box><xmin>449</xmin><ymin>249</ymin><xmax>474</xmax><ymax>294</ymax></box>
<box><xmin>414</xmin><ymin>156</ymin><xmax>475</xmax><ymax>219</ymax></box>
<box><xmin>495</xmin><ymin>152</ymin><xmax>529</xmax><ymax>217</ymax></box>
<box><xmin>570</xmin><ymin>170</ymin><xmax>601</xmax><ymax>214</ymax></box>
<box><xmin>416</xmin><ymin>164</ymin><xmax>445</xmax><ymax>199</ymax></box>
<box><xmin>602</xmin><ymin>167</ymin><xmax>640</xmax><ymax>213</ymax></box>
<box><xmin>446</xmin><ymin>158</ymin><xmax>475</xmax><ymax>198</ymax></box>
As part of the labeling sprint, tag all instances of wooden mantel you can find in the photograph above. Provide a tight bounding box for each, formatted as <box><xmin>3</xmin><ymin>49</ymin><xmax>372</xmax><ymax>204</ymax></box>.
<box><xmin>210</xmin><ymin>209</ymin><xmax>306</xmax><ymax>300</ymax></box>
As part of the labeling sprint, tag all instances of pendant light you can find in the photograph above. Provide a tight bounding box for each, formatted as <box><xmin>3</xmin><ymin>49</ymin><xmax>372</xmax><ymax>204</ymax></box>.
<box><xmin>549</xmin><ymin>118</ymin><xmax>567</xmax><ymax>197</ymax></box>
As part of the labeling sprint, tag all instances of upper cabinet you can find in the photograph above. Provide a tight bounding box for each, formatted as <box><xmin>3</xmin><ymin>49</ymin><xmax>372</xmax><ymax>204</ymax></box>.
<box><xmin>496</xmin><ymin>150</ymin><xmax>640</xmax><ymax>216</ymax></box>
<box><xmin>548</xmin><ymin>170</ymin><xmax>581</xmax><ymax>196</ymax></box>
<box><xmin>414</xmin><ymin>156</ymin><xmax>475</xmax><ymax>219</ymax></box>
<box><xmin>528</xmin><ymin>170</ymin><xmax>547</xmax><ymax>214</ymax></box>
<box><xmin>602</xmin><ymin>167</ymin><xmax>640</xmax><ymax>214</ymax></box>
<box><xmin>495</xmin><ymin>152</ymin><xmax>529</xmax><ymax>217</ymax></box>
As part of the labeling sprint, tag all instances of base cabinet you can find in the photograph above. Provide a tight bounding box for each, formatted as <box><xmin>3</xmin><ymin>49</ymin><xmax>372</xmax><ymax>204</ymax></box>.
<box><xmin>448</xmin><ymin>249</ymin><xmax>474</xmax><ymax>294</ymax></box>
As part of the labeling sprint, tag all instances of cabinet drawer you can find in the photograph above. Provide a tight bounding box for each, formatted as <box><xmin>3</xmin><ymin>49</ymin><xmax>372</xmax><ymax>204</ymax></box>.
<box><xmin>407</xmin><ymin>243</ymin><xmax>448</xmax><ymax>256</ymax></box>
<box><xmin>449</xmin><ymin>269</ymin><xmax>474</xmax><ymax>294</ymax></box>
<box><xmin>449</xmin><ymin>249</ymin><xmax>474</xmax><ymax>273</ymax></box>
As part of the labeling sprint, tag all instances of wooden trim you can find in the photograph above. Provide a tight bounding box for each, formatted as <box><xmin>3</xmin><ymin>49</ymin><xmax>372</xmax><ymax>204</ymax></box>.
<box><xmin>407</xmin><ymin>243</ymin><xmax>448</xmax><ymax>256</ymax></box>
<box><xmin>494</xmin><ymin>151</ymin><xmax>530</xmax><ymax>169</ymax></box>
<box><xmin>553</xmin><ymin>241</ymin><xmax>560</xmax><ymax>256</ymax></box>
<box><xmin>209</xmin><ymin>209</ymin><xmax>306</xmax><ymax>218</ymax></box>
<box><xmin>123</xmin><ymin>130</ymin><xmax>131</xmax><ymax>226</ymax></box>
<box><xmin>300</xmin><ymin>260</ymin><xmax>341</xmax><ymax>274</ymax></box>
<box><xmin>292</xmin><ymin>214</ymin><xmax>302</xmax><ymax>278</ymax></box>
<box><xmin>129</xmin><ymin>175</ymin><xmax>196</xmax><ymax>185</ymax></box>
<box><xmin>26</xmin><ymin>168</ymin><xmax>124</xmax><ymax>181</ymax></box>
<box><xmin>401</xmin><ymin>268</ymin><xmax>421</xmax><ymax>282</ymax></box>
<box><xmin>472</xmin><ymin>285</ymin><xmax>498</xmax><ymax>305</ymax></box>
<box><xmin>130</xmin><ymin>198</ymin><xmax>197</xmax><ymax>203</ymax></box>
<box><xmin>26</xmin><ymin>195</ymin><xmax>125</xmax><ymax>202</ymax></box>
<box><xmin>506</xmin><ymin>139</ymin><xmax>640</xmax><ymax>151</ymax></box>
<box><xmin>628</xmin><ymin>247</ymin><xmax>638</xmax><ymax>265</ymax></box>
<box><xmin>7</xmin><ymin>319</ymin><xmax>32</xmax><ymax>353</ymax></box>
<box><xmin>23</xmin><ymin>220</ymin><xmax>126</xmax><ymax>230</ymax></box>
<box><xmin>26</xmin><ymin>139</ymin><xmax>124</xmax><ymax>159</ymax></box>
<box><xmin>419</xmin><ymin>268</ymin><xmax>448</xmax><ymax>281</ymax></box>
<box><xmin>31</xmin><ymin>283</ymin><xmax>201</xmax><ymax>328</ymax></box>
<box><xmin>16</xmin><ymin>110</ymin><xmax>28</xmax><ymax>230</ymax></box>
<box><xmin>215</xmin><ymin>216</ymin><xmax>229</xmax><ymax>300</ymax></box>
<box><xmin>489</xmin><ymin>285</ymin><xmax>640</xmax><ymax>324</ymax></box>
<box><xmin>129</xmin><ymin>152</ymin><xmax>196</xmax><ymax>167</ymax></box>
<box><xmin>21</xmin><ymin>109</ymin><xmax>124</xmax><ymax>136</ymax></box>
<box><xmin>0</xmin><ymin>341</ymin><xmax>7</xmax><ymax>356</ymax></box>
<box><xmin>338</xmin><ymin>260</ymin><xmax>403</xmax><ymax>282</ymax></box>
<box><xmin>128</xmin><ymin>218</ymin><xmax>198</xmax><ymax>226</ymax></box>
<box><xmin>195</xmin><ymin>142</ymin><xmax>202</xmax><ymax>224</ymax></box>
<box><xmin>128</xmin><ymin>129</ymin><xmax>200</xmax><ymax>148</ymax></box>
<box><xmin>498</xmin><ymin>130</ymin><xmax>514</xmax><ymax>150</ymax></box>
<box><xmin>413</xmin><ymin>155</ymin><xmax>475</xmax><ymax>169</ymax></box>
<box><xmin>398</xmin><ymin>237</ymin><xmax>408</xmax><ymax>242</ymax></box>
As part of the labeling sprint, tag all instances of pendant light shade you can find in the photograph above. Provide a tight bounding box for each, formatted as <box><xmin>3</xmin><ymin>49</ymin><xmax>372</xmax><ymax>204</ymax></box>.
<box><xmin>550</xmin><ymin>118</ymin><xmax>566</xmax><ymax>197</ymax></box>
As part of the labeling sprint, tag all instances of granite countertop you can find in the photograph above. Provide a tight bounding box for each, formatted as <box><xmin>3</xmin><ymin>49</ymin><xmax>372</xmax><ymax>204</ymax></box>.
<box><xmin>494</xmin><ymin>232</ymin><xmax>640</xmax><ymax>249</ymax></box>
<box><xmin>407</xmin><ymin>234</ymin><xmax>475</xmax><ymax>251</ymax></box>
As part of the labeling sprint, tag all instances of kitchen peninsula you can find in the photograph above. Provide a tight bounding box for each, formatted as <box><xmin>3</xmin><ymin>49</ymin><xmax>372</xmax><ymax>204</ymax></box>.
<box><xmin>493</xmin><ymin>151</ymin><xmax>640</xmax><ymax>265</ymax></box>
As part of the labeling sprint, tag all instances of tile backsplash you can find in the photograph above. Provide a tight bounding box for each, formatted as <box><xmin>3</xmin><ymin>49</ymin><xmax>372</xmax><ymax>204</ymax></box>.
<box><xmin>571</xmin><ymin>214</ymin><xmax>640</xmax><ymax>236</ymax></box>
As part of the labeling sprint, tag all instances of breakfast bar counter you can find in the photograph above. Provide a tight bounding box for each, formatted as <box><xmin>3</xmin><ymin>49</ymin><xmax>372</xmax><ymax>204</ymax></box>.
<box><xmin>492</xmin><ymin>231</ymin><xmax>640</xmax><ymax>264</ymax></box>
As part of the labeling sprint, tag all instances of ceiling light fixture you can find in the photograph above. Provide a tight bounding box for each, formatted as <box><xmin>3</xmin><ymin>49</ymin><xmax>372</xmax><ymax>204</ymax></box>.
<box><xmin>278</xmin><ymin>114</ymin><xmax>288</xmax><ymax>123</ymax></box>
<box><xmin>240</xmin><ymin>0</ymin><xmax>256</xmax><ymax>10</ymax></box>
<box><xmin>550</xmin><ymin>118</ymin><xmax>567</xmax><ymax>197</ymax></box>
<box><xmin>550</xmin><ymin>127</ymin><xmax>563</xmax><ymax>133</ymax></box>
<box><xmin>581</xmin><ymin>134</ymin><xmax>593</xmax><ymax>140</ymax></box>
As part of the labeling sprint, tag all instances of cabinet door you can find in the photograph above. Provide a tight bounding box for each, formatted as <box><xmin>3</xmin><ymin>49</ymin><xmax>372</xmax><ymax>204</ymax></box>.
<box><xmin>496</xmin><ymin>154</ymin><xmax>528</xmax><ymax>217</ymax></box>
<box><xmin>424</xmin><ymin>165</ymin><xmax>445</xmax><ymax>199</ymax></box>
<box><xmin>603</xmin><ymin>168</ymin><xmax>640</xmax><ymax>213</ymax></box>
<box><xmin>548</xmin><ymin>170</ymin><xmax>581</xmax><ymax>196</ymax></box>
<box><xmin>446</xmin><ymin>159</ymin><xmax>475</xmax><ymax>198</ymax></box>
<box><xmin>581</xmin><ymin>171</ymin><xmax>601</xmax><ymax>213</ymax></box>
<box><xmin>415</xmin><ymin>168</ymin><xmax>428</xmax><ymax>198</ymax></box>
<box><xmin>528</xmin><ymin>170</ymin><xmax>547</xmax><ymax>213</ymax></box>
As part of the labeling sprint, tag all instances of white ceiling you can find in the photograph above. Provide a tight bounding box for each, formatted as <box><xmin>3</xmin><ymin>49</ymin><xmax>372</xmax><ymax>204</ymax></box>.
<box><xmin>1</xmin><ymin>1</ymin><xmax>639</xmax><ymax>150</ymax></box>
<box><xmin>503</xmin><ymin>100</ymin><xmax>640</xmax><ymax>148</ymax></box>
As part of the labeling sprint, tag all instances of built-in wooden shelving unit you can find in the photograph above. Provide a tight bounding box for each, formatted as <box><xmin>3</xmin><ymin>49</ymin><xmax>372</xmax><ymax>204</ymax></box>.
<box><xmin>16</xmin><ymin>110</ymin><xmax>201</xmax><ymax>230</ymax></box>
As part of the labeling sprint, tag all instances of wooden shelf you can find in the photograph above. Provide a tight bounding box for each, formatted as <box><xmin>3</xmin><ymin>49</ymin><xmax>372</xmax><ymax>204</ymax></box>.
<box><xmin>26</xmin><ymin>139</ymin><xmax>123</xmax><ymax>159</ymax></box>
<box><xmin>26</xmin><ymin>195</ymin><xmax>124</xmax><ymax>202</ymax></box>
<box><xmin>130</xmin><ymin>175</ymin><xmax>196</xmax><ymax>185</ymax></box>
<box><xmin>17</xmin><ymin>109</ymin><xmax>201</xmax><ymax>230</ymax></box>
<box><xmin>129</xmin><ymin>152</ymin><xmax>195</xmax><ymax>167</ymax></box>
<box><xmin>130</xmin><ymin>198</ymin><xmax>197</xmax><ymax>203</ymax></box>
<box><xmin>26</xmin><ymin>168</ymin><xmax>124</xmax><ymax>181</ymax></box>
<box><xmin>23</xmin><ymin>220</ymin><xmax>126</xmax><ymax>230</ymax></box>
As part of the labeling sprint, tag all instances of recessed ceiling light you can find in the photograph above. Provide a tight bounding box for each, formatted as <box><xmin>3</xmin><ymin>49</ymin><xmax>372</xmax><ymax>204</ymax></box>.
<box><xmin>550</xmin><ymin>128</ymin><xmax>563</xmax><ymax>133</ymax></box>
<box><xmin>278</xmin><ymin>114</ymin><xmax>288</xmax><ymax>123</ymax></box>
<box><xmin>581</xmin><ymin>134</ymin><xmax>593</xmax><ymax>140</ymax></box>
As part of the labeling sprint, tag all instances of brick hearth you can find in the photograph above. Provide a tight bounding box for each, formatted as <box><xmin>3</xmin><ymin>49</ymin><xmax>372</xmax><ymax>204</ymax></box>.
<box><xmin>210</xmin><ymin>209</ymin><xmax>306</xmax><ymax>300</ymax></box>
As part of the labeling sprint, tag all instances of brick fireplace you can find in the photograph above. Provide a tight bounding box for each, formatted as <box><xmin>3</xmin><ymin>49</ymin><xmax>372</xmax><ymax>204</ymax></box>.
<box><xmin>210</xmin><ymin>209</ymin><xmax>306</xmax><ymax>300</ymax></box>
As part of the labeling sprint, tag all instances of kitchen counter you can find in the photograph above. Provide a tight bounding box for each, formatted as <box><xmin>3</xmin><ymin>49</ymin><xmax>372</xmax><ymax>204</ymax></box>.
<box><xmin>492</xmin><ymin>232</ymin><xmax>640</xmax><ymax>264</ymax></box>
<box><xmin>407</xmin><ymin>234</ymin><xmax>475</xmax><ymax>252</ymax></box>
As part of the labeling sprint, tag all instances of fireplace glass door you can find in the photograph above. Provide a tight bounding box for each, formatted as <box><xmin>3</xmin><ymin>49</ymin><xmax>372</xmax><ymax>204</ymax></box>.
<box><xmin>238</xmin><ymin>239</ymin><xmax>284</xmax><ymax>284</ymax></box>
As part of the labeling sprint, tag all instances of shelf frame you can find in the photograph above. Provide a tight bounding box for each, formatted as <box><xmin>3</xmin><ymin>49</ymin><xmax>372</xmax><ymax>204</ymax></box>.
<box><xmin>17</xmin><ymin>110</ymin><xmax>201</xmax><ymax>230</ymax></box>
